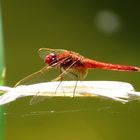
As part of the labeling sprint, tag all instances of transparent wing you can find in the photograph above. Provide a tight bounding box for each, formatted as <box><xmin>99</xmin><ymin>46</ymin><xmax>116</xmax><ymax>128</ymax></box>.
<box><xmin>38</xmin><ymin>48</ymin><xmax>67</xmax><ymax>59</ymax></box>
<box><xmin>15</xmin><ymin>57</ymin><xmax>72</xmax><ymax>87</ymax></box>
<box><xmin>15</xmin><ymin>49</ymin><xmax>68</xmax><ymax>86</ymax></box>
<box><xmin>15</xmin><ymin>66</ymin><xmax>53</xmax><ymax>86</ymax></box>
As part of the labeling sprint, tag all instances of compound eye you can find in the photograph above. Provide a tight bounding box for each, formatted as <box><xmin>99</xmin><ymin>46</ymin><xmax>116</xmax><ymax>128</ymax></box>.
<box><xmin>44</xmin><ymin>53</ymin><xmax>57</xmax><ymax>64</ymax></box>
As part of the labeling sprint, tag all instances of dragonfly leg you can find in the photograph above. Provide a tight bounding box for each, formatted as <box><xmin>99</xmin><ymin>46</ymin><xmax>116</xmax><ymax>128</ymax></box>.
<box><xmin>51</xmin><ymin>69</ymin><xmax>66</xmax><ymax>95</ymax></box>
<box><xmin>68</xmin><ymin>71</ymin><xmax>79</xmax><ymax>97</ymax></box>
<box><xmin>55</xmin><ymin>77</ymin><xmax>66</xmax><ymax>96</ymax></box>
<box><xmin>56</xmin><ymin>70</ymin><xmax>64</xmax><ymax>95</ymax></box>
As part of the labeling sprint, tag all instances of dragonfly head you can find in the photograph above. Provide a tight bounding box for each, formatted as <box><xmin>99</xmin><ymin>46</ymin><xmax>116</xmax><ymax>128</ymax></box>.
<box><xmin>44</xmin><ymin>53</ymin><xmax>57</xmax><ymax>65</ymax></box>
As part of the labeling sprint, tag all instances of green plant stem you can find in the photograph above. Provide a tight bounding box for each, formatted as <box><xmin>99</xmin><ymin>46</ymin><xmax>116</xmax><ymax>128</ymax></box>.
<box><xmin>0</xmin><ymin>4</ymin><xmax>5</xmax><ymax>140</ymax></box>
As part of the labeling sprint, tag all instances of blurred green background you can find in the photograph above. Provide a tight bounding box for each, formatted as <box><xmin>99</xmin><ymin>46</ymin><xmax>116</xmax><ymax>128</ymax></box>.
<box><xmin>1</xmin><ymin>0</ymin><xmax>140</xmax><ymax>140</ymax></box>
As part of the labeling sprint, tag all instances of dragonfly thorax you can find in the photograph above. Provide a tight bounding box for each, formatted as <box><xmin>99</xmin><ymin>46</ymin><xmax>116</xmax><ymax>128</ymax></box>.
<box><xmin>44</xmin><ymin>53</ymin><xmax>57</xmax><ymax>65</ymax></box>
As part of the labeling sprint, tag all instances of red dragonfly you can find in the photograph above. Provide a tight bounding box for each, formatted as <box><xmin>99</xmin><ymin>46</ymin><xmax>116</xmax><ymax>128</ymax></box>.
<box><xmin>15</xmin><ymin>48</ymin><xmax>140</xmax><ymax>86</ymax></box>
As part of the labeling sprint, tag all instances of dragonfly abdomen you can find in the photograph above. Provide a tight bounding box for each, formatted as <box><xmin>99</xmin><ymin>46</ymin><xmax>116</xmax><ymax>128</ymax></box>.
<box><xmin>83</xmin><ymin>58</ymin><xmax>140</xmax><ymax>71</ymax></box>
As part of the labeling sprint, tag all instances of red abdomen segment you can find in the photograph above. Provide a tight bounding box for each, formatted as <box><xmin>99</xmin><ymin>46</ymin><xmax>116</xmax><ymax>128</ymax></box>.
<box><xmin>83</xmin><ymin>59</ymin><xmax>140</xmax><ymax>71</ymax></box>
